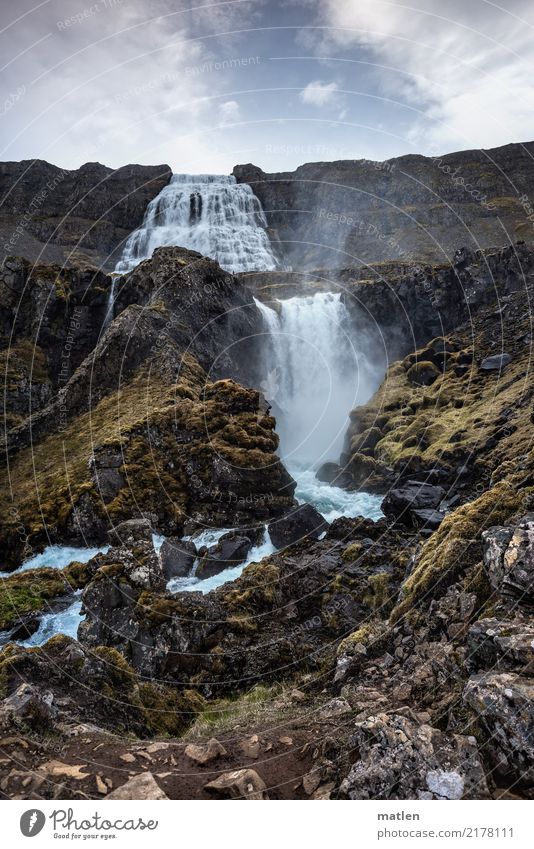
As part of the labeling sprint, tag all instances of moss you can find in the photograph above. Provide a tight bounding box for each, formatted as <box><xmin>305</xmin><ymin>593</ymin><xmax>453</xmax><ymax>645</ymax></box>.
<box><xmin>139</xmin><ymin>683</ymin><xmax>206</xmax><ymax>736</ymax></box>
<box><xmin>92</xmin><ymin>646</ymin><xmax>136</xmax><ymax>686</ymax></box>
<box><xmin>223</xmin><ymin>560</ymin><xmax>281</xmax><ymax>611</ymax></box>
<box><xmin>363</xmin><ymin>572</ymin><xmax>393</xmax><ymax>611</ymax></box>
<box><xmin>0</xmin><ymin>560</ymin><xmax>90</xmax><ymax>631</ymax></box>
<box><xmin>342</xmin><ymin>542</ymin><xmax>363</xmax><ymax>563</ymax></box>
<box><xmin>337</xmin><ymin>620</ymin><xmax>386</xmax><ymax>656</ymax></box>
<box><xmin>391</xmin><ymin>480</ymin><xmax>530</xmax><ymax>623</ymax></box>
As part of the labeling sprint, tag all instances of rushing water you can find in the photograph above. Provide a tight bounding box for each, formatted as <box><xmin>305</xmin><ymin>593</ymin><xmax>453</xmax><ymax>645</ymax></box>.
<box><xmin>18</xmin><ymin>594</ymin><xmax>83</xmax><ymax>648</ymax></box>
<box><xmin>0</xmin><ymin>544</ymin><xmax>109</xmax><ymax>578</ymax></box>
<box><xmin>255</xmin><ymin>293</ymin><xmax>381</xmax><ymax>466</ymax></box>
<box><xmin>115</xmin><ymin>174</ymin><xmax>277</xmax><ymax>274</ymax></box>
<box><xmin>166</xmin><ymin>526</ymin><xmax>276</xmax><ymax>595</ymax></box>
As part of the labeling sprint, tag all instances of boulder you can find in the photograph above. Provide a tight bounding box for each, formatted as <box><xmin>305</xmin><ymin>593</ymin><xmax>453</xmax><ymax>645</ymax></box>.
<box><xmin>184</xmin><ymin>738</ymin><xmax>227</xmax><ymax>766</ymax></box>
<box><xmin>467</xmin><ymin>618</ymin><xmax>534</xmax><ymax>673</ymax></box>
<box><xmin>463</xmin><ymin>672</ymin><xmax>534</xmax><ymax>788</ymax></box>
<box><xmin>381</xmin><ymin>480</ymin><xmax>445</xmax><ymax>525</ymax></box>
<box><xmin>204</xmin><ymin>768</ymin><xmax>268</xmax><ymax>800</ymax></box>
<box><xmin>316</xmin><ymin>462</ymin><xmax>352</xmax><ymax>487</ymax></box>
<box><xmin>482</xmin><ymin>516</ymin><xmax>534</xmax><ymax>604</ymax></box>
<box><xmin>196</xmin><ymin>532</ymin><xmax>253</xmax><ymax>580</ymax></box>
<box><xmin>268</xmin><ymin>503</ymin><xmax>328</xmax><ymax>548</ymax></box>
<box><xmin>406</xmin><ymin>361</ymin><xmax>441</xmax><ymax>386</ymax></box>
<box><xmin>109</xmin><ymin>518</ymin><xmax>154</xmax><ymax>547</ymax></box>
<box><xmin>339</xmin><ymin>713</ymin><xmax>489</xmax><ymax>800</ymax></box>
<box><xmin>106</xmin><ymin>772</ymin><xmax>168</xmax><ymax>800</ymax></box>
<box><xmin>160</xmin><ymin>538</ymin><xmax>197</xmax><ymax>581</ymax></box>
<box><xmin>479</xmin><ymin>353</ymin><xmax>512</xmax><ymax>371</ymax></box>
<box><xmin>411</xmin><ymin>508</ymin><xmax>445</xmax><ymax>531</ymax></box>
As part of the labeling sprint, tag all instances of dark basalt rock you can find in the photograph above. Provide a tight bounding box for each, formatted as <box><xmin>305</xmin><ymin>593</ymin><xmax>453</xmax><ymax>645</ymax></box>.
<box><xmin>482</xmin><ymin>515</ymin><xmax>534</xmax><ymax>604</ymax></box>
<box><xmin>479</xmin><ymin>353</ymin><xmax>512</xmax><ymax>371</ymax></box>
<box><xmin>0</xmin><ymin>160</ymin><xmax>172</xmax><ymax>270</ymax></box>
<box><xmin>160</xmin><ymin>538</ymin><xmax>197</xmax><ymax>580</ymax></box>
<box><xmin>268</xmin><ymin>503</ymin><xmax>328</xmax><ymax>548</ymax></box>
<box><xmin>196</xmin><ymin>532</ymin><xmax>253</xmax><ymax>580</ymax></box>
<box><xmin>382</xmin><ymin>480</ymin><xmax>446</xmax><ymax>525</ymax></box>
<box><xmin>411</xmin><ymin>508</ymin><xmax>445</xmax><ymax>531</ymax></box>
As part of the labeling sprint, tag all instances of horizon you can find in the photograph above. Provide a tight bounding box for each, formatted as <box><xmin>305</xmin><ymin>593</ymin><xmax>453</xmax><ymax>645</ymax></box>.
<box><xmin>2</xmin><ymin>1</ymin><xmax>534</xmax><ymax>173</ymax></box>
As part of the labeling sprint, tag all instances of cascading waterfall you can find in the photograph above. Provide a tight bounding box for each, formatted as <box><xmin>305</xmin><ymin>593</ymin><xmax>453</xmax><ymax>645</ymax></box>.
<box><xmin>255</xmin><ymin>292</ymin><xmax>385</xmax><ymax>520</ymax></box>
<box><xmin>115</xmin><ymin>174</ymin><xmax>277</xmax><ymax>274</ymax></box>
<box><xmin>255</xmin><ymin>292</ymin><xmax>379</xmax><ymax>466</ymax></box>
<box><xmin>103</xmin><ymin>277</ymin><xmax>117</xmax><ymax>327</ymax></box>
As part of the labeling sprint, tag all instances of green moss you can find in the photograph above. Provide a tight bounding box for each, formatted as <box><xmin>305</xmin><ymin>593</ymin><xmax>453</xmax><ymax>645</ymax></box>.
<box><xmin>0</xmin><ymin>560</ymin><xmax>90</xmax><ymax>631</ymax></box>
<box><xmin>391</xmin><ymin>480</ymin><xmax>529</xmax><ymax>623</ymax></box>
<box><xmin>363</xmin><ymin>572</ymin><xmax>393</xmax><ymax>611</ymax></box>
<box><xmin>139</xmin><ymin>683</ymin><xmax>206</xmax><ymax>736</ymax></box>
<box><xmin>223</xmin><ymin>560</ymin><xmax>281</xmax><ymax>611</ymax></box>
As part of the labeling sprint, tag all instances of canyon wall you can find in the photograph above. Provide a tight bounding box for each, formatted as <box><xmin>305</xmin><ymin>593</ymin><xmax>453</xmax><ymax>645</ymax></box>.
<box><xmin>233</xmin><ymin>141</ymin><xmax>534</xmax><ymax>269</ymax></box>
<box><xmin>0</xmin><ymin>160</ymin><xmax>172</xmax><ymax>270</ymax></box>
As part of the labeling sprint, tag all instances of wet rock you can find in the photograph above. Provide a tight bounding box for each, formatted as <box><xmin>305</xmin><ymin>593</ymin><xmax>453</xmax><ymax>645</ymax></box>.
<box><xmin>467</xmin><ymin>618</ymin><xmax>534</xmax><ymax>673</ymax></box>
<box><xmin>316</xmin><ymin>462</ymin><xmax>352</xmax><ymax>487</ymax></box>
<box><xmin>479</xmin><ymin>353</ymin><xmax>512</xmax><ymax>371</ymax></box>
<box><xmin>339</xmin><ymin>713</ymin><xmax>489</xmax><ymax>799</ymax></box>
<box><xmin>160</xmin><ymin>538</ymin><xmax>197</xmax><ymax>581</ymax></box>
<box><xmin>463</xmin><ymin>672</ymin><xmax>534</xmax><ymax>789</ymax></box>
<box><xmin>196</xmin><ymin>532</ymin><xmax>253</xmax><ymax>580</ymax></box>
<box><xmin>184</xmin><ymin>738</ymin><xmax>227</xmax><ymax>765</ymax></box>
<box><xmin>106</xmin><ymin>772</ymin><xmax>168</xmax><ymax>800</ymax></box>
<box><xmin>205</xmin><ymin>768</ymin><xmax>268</xmax><ymax>800</ymax></box>
<box><xmin>8</xmin><ymin>617</ymin><xmax>41</xmax><ymax>642</ymax></box>
<box><xmin>482</xmin><ymin>515</ymin><xmax>534</xmax><ymax>603</ymax></box>
<box><xmin>268</xmin><ymin>503</ymin><xmax>328</xmax><ymax>548</ymax></box>
<box><xmin>382</xmin><ymin>480</ymin><xmax>445</xmax><ymax>525</ymax></box>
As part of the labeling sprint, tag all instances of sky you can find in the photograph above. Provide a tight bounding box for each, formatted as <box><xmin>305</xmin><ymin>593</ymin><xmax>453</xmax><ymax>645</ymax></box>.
<box><xmin>1</xmin><ymin>0</ymin><xmax>534</xmax><ymax>173</ymax></box>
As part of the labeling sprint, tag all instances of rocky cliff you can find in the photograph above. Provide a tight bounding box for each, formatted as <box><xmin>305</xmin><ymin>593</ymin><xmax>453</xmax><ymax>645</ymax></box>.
<box><xmin>234</xmin><ymin>141</ymin><xmax>534</xmax><ymax>269</ymax></box>
<box><xmin>0</xmin><ymin>160</ymin><xmax>172</xmax><ymax>270</ymax></box>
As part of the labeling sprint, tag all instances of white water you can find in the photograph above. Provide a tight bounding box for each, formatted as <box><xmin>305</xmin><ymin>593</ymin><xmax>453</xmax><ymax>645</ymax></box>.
<box><xmin>167</xmin><ymin>526</ymin><xmax>275</xmax><ymax>595</ymax></box>
<box><xmin>19</xmin><ymin>594</ymin><xmax>83</xmax><ymax>648</ymax></box>
<box><xmin>0</xmin><ymin>543</ymin><xmax>110</xmax><ymax>578</ymax></box>
<box><xmin>255</xmin><ymin>293</ymin><xmax>380</xmax><ymax>466</ymax></box>
<box><xmin>291</xmin><ymin>465</ymin><xmax>383</xmax><ymax>522</ymax></box>
<box><xmin>115</xmin><ymin>174</ymin><xmax>277</xmax><ymax>274</ymax></box>
<box><xmin>103</xmin><ymin>277</ymin><xmax>117</xmax><ymax>327</ymax></box>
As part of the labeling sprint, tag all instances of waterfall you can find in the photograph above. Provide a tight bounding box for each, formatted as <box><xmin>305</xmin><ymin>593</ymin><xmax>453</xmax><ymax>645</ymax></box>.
<box><xmin>103</xmin><ymin>276</ymin><xmax>117</xmax><ymax>327</ymax></box>
<box><xmin>255</xmin><ymin>293</ymin><xmax>380</xmax><ymax>468</ymax></box>
<box><xmin>115</xmin><ymin>174</ymin><xmax>277</xmax><ymax>274</ymax></box>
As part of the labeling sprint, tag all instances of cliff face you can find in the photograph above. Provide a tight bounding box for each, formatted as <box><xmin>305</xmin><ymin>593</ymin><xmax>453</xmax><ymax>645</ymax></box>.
<box><xmin>0</xmin><ymin>160</ymin><xmax>172</xmax><ymax>270</ymax></box>
<box><xmin>233</xmin><ymin>142</ymin><xmax>534</xmax><ymax>268</ymax></box>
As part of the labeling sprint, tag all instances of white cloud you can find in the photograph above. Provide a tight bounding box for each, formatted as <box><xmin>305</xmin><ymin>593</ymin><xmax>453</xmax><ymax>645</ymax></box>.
<box><xmin>299</xmin><ymin>80</ymin><xmax>339</xmax><ymax>106</ymax></box>
<box><xmin>219</xmin><ymin>100</ymin><xmax>241</xmax><ymax>124</ymax></box>
<box><xmin>303</xmin><ymin>0</ymin><xmax>534</xmax><ymax>152</ymax></box>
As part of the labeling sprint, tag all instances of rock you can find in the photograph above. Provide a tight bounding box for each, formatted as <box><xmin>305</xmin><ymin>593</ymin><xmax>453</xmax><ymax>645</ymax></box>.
<box><xmin>268</xmin><ymin>503</ymin><xmax>328</xmax><ymax>548</ymax></box>
<box><xmin>467</xmin><ymin>618</ymin><xmax>534</xmax><ymax>673</ymax></box>
<box><xmin>160</xmin><ymin>538</ymin><xmax>197</xmax><ymax>580</ymax></box>
<box><xmin>184</xmin><ymin>738</ymin><xmax>227</xmax><ymax>765</ymax></box>
<box><xmin>204</xmin><ymin>768</ymin><xmax>268</xmax><ymax>800</ymax></box>
<box><xmin>238</xmin><ymin>734</ymin><xmax>261</xmax><ymax>759</ymax></box>
<box><xmin>320</xmin><ymin>697</ymin><xmax>352</xmax><ymax>718</ymax></box>
<box><xmin>406</xmin><ymin>361</ymin><xmax>441</xmax><ymax>386</ymax></box>
<box><xmin>339</xmin><ymin>713</ymin><xmax>489</xmax><ymax>800</ymax></box>
<box><xmin>8</xmin><ymin>616</ymin><xmax>41</xmax><ymax>641</ymax></box>
<box><xmin>316</xmin><ymin>462</ymin><xmax>342</xmax><ymax>484</ymax></box>
<box><xmin>196</xmin><ymin>532</ymin><xmax>253</xmax><ymax>580</ymax></box>
<box><xmin>482</xmin><ymin>516</ymin><xmax>534</xmax><ymax>604</ymax></box>
<box><xmin>2</xmin><ymin>684</ymin><xmax>56</xmax><ymax>724</ymax></box>
<box><xmin>106</xmin><ymin>772</ymin><xmax>168</xmax><ymax>800</ymax></box>
<box><xmin>463</xmin><ymin>673</ymin><xmax>534</xmax><ymax>788</ymax></box>
<box><xmin>479</xmin><ymin>353</ymin><xmax>512</xmax><ymax>371</ymax></box>
<box><xmin>411</xmin><ymin>508</ymin><xmax>445</xmax><ymax>530</ymax></box>
<box><xmin>109</xmin><ymin>518</ymin><xmax>154</xmax><ymax>546</ymax></box>
<box><xmin>302</xmin><ymin>770</ymin><xmax>322</xmax><ymax>795</ymax></box>
<box><xmin>382</xmin><ymin>480</ymin><xmax>445</xmax><ymax>525</ymax></box>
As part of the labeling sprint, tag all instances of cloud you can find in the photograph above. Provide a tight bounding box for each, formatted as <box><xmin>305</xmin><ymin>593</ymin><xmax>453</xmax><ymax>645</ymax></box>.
<box><xmin>299</xmin><ymin>80</ymin><xmax>339</xmax><ymax>106</ymax></box>
<box><xmin>300</xmin><ymin>0</ymin><xmax>534</xmax><ymax>152</ymax></box>
<box><xmin>219</xmin><ymin>100</ymin><xmax>241</xmax><ymax>124</ymax></box>
<box><xmin>0</xmin><ymin>0</ymin><xmax>260</xmax><ymax>169</ymax></box>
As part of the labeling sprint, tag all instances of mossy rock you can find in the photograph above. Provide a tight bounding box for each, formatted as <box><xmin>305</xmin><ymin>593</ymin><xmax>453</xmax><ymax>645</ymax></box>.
<box><xmin>406</xmin><ymin>361</ymin><xmax>441</xmax><ymax>386</ymax></box>
<box><xmin>0</xmin><ymin>560</ymin><xmax>91</xmax><ymax>631</ymax></box>
<box><xmin>391</xmin><ymin>479</ymin><xmax>531</xmax><ymax>623</ymax></box>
